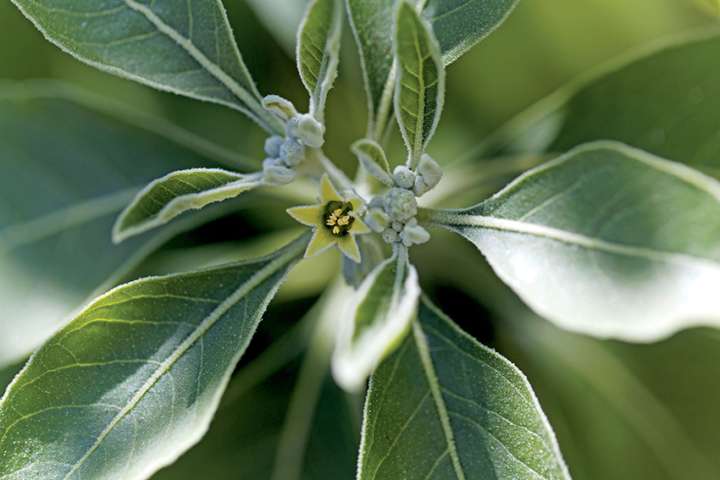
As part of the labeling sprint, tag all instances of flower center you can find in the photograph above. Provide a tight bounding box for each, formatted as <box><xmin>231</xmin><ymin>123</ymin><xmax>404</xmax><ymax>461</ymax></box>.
<box><xmin>324</xmin><ymin>201</ymin><xmax>355</xmax><ymax>237</ymax></box>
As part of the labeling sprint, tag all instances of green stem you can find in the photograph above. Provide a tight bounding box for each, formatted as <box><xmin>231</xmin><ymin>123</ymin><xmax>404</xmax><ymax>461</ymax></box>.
<box><xmin>269</xmin><ymin>332</ymin><xmax>330</xmax><ymax>480</ymax></box>
<box><xmin>415</xmin><ymin>207</ymin><xmax>440</xmax><ymax>224</ymax></box>
<box><xmin>310</xmin><ymin>149</ymin><xmax>356</xmax><ymax>192</ymax></box>
<box><xmin>269</xmin><ymin>281</ymin><xmax>345</xmax><ymax>480</ymax></box>
<box><xmin>422</xmin><ymin>153</ymin><xmax>549</xmax><ymax>207</ymax></box>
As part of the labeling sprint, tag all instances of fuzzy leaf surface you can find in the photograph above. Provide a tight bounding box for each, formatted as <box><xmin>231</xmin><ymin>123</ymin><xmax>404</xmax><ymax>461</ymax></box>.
<box><xmin>297</xmin><ymin>0</ymin><xmax>342</xmax><ymax>118</ymax></box>
<box><xmin>333</xmin><ymin>252</ymin><xmax>420</xmax><ymax>391</ymax></box>
<box><xmin>346</xmin><ymin>0</ymin><xmax>518</xmax><ymax>136</ymax></box>
<box><xmin>114</xmin><ymin>169</ymin><xmax>263</xmax><ymax>243</ymax></box>
<box><xmin>394</xmin><ymin>2</ymin><xmax>445</xmax><ymax>164</ymax></box>
<box><xmin>0</xmin><ymin>235</ymin><xmax>308</xmax><ymax>480</ymax></box>
<box><xmin>0</xmin><ymin>83</ymin><xmax>244</xmax><ymax>369</ymax></box>
<box><xmin>429</xmin><ymin>142</ymin><xmax>720</xmax><ymax>341</ymax></box>
<box><xmin>358</xmin><ymin>298</ymin><xmax>569</xmax><ymax>480</ymax></box>
<box><xmin>10</xmin><ymin>0</ymin><xmax>282</xmax><ymax>133</ymax></box>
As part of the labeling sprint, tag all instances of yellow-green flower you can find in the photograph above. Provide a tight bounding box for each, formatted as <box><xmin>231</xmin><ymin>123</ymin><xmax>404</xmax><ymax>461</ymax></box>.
<box><xmin>288</xmin><ymin>175</ymin><xmax>370</xmax><ymax>262</ymax></box>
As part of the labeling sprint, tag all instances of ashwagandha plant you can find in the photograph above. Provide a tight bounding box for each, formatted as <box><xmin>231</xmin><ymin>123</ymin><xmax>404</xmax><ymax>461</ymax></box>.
<box><xmin>2</xmin><ymin>0</ymin><xmax>720</xmax><ymax>478</ymax></box>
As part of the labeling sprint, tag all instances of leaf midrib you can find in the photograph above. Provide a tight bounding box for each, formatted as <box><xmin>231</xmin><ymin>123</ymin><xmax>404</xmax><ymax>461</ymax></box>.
<box><xmin>435</xmin><ymin>213</ymin><xmax>720</xmax><ymax>269</ymax></box>
<box><xmin>412</xmin><ymin>321</ymin><xmax>467</xmax><ymax>480</ymax></box>
<box><xmin>114</xmin><ymin>170</ymin><xmax>263</xmax><ymax>242</ymax></box>
<box><xmin>369</xmin><ymin>0</ymin><xmax>434</xmax><ymax>141</ymax></box>
<box><xmin>409</xmin><ymin>13</ymin><xmax>427</xmax><ymax>164</ymax></box>
<box><xmin>121</xmin><ymin>0</ymin><xmax>254</xmax><ymax>106</ymax></box>
<box><xmin>58</xmin><ymin>239</ymin><xmax>303</xmax><ymax>478</ymax></box>
<box><xmin>121</xmin><ymin>0</ymin><xmax>281</xmax><ymax>134</ymax></box>
<box><xmin>418</xmin><ymin>301</ymin><xmax>571</xmax><ymax>480</ymax></box>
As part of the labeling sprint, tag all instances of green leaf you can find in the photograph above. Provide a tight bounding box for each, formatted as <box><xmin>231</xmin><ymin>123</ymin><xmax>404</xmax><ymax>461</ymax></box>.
<box><xmin>113</xmin><ymin>168</ymin><xmax>263</xmax><ymax>243</ymax></box>
<box><xmin>0</xmin><ymin>82</ymin><xmax>247</xmax><ymax>370</ymax></box>
<box><xmin>10</xmin><ymin>0</ymin><xmax>283</xmax><ymax>134</ymax></box>
<box><xmin>394</xmin><ymin>1</ymin><xmax>445</xmax><ymax>166</ymax></box>
<box><xmin>0</xmin><ymin>234</ymin><xmax>309</xmax><ymax>480</ymax></box>
<box><xmin>346</xmin><ymin>0</ymin><xmax>518</xmax><ymax>138</ymax></box>
<box><xmin>297</xmin><ymin>0</ymin><xmax>343</xmax><ymax>119</ymax></box>
<box><xmin>358</xmin><ymin>298</ymin><xmax>569</xmax><ymax>479</ymax></box>
<box><xmin>333</xmin><ymin>250</ymin><xmax>420</xmax><ymax>391</ymax></box>
<box><xmin>154</xmin><ymin>292</ymin><xmax>359</xmax><ymax>480</ymax></box>
<box><xmin>351</xmin><ymin>139</ymin><xmax>393</xmax><ymax>186</ymax></box>
<box><xmin>426</xmin><ymin>0</ymin><xmax>520</xmax><ymax>64</ymax></box>
<box><xmin>0</xmin><ymin>361</ymin><xmax>25</xmax><ymax>399</ymax></box>
<box><xmin>426</xmin><ymin>141</ymin><xmax>720</xmax><ymax>341</ymax></box>
<box><xmin>494</xmin><ymin>31</ymin><xmax>720</xmax><ymax>177</ymax></box>
<box><xmin>438</xmin><ymin>249</ymin><xmax>720</xmax><ymax>480</ymax></box>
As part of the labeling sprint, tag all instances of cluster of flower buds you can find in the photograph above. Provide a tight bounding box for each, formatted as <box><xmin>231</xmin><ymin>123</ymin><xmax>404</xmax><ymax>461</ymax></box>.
<box><xmin>393</xmin><ymin>154</ymin><xmax>443</xmax><ymax>197</ymax></box>
<box><xmin>261</xmin><ymin>95</ymin><xmax>325</xmax><ymax>186</ymax></box>
<box><xmin>363</xmin><ymin>153</ymin><xmax>443</xmax><ymax>248</ymax></box>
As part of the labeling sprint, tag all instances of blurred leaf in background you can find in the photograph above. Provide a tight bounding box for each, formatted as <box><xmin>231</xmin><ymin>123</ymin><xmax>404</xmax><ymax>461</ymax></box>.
<box><xmin>415</xmin><ymin>231</ymin><xmax>720</xmax><ymax>480</ymax></box>
<box><xmin>501</xmin><ymin>318</ymin><xmax>720</xmax><ymax>480</ymax></box>
<box><xmin>0</xmin><ymin>84</ymin><xmax>255</xmax><ymax>367</ymax></box>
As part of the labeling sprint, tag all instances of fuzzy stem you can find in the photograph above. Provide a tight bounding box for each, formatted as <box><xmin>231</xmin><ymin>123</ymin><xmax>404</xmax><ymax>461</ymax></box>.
<box><xmin>309</xmin><ymin>148</ymin><xmax>356</xmax><ymax>192</ymax></box>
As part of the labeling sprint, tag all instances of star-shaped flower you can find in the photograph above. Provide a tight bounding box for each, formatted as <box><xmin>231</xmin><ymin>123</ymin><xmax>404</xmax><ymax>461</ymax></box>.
<box><xmin>287</xmin><ymin>175</ymin><xmax>370</xmax><ymax>262</ymax></box>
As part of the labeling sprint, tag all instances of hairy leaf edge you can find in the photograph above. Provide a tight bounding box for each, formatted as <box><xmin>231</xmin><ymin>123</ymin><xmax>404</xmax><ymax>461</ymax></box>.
<box><xmin>426</xmin><ymin>141</ymin><xmax>720</xmax><ymax>340</ymax></box>
<box><xmin>0</xmin><ymin>233</ymin><xmax>310</xmax><ymax>479</ymax></box>
<box><xmin>355</xmin><ymin>296</ymin><xmax>572</xmax><ymax>479</ymax></box>
<box><xmin>393</xmin><ymin>1</ymin><xmax>446</xmax><ymax>165</ymax></box>
<box><xmin>112</xmin><ymin>168</ymin><xmax>263</xmax><ymax>243</ymax></box>
<box><xmin>297</xmin><ymin>0</ymin><xmax>343</xmax><ymax>119</ymax></box>
<box><xmin>9</xmin><ymin>0</ymin><xmax>283</xmax><ymax>135</ymax></box>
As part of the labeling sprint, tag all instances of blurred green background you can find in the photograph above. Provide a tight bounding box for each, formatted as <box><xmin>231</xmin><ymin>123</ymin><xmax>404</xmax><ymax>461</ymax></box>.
<box><xmin>2</xmin><ymin>1</ymin><xmax>720</xmax><ymax>479</ymax></box>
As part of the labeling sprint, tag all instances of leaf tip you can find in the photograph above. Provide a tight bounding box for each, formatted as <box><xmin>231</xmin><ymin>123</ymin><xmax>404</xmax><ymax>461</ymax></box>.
<box><xmin>111</xmin><ymin>217</ymin><xmax>129</xmax><ymax>245</ymax></box>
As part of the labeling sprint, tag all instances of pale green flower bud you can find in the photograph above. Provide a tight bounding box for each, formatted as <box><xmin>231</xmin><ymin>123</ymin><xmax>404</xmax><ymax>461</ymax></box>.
<box><xmin>280</xmin><ymin>138</ymin><xmax>306</xmax><ymax>167</ymax></box>
<box><xmin>295</xmin><ymin>114</ymin><xmax>325</xmax><ymax>148</ymax></box>
<box><xmin>413</xmin><ymin>176</ymin><xmax>432</xmax><ymax>197</ymax></box>
<box><xmin>368</xmin><ymin>196</ymin><xmax>385</xmax><ymax>210</ymax></box>
<box><xmin>263</xmin><ymin>164</ymin><xmax>296</xmax><ymax>185</ymax></box>
<box><xmin>382</xmin><ymin>229</ymin><xmax>399</xmax><ymax>244</ymax></box>
<box><xmin>384</xmin><ymin>188</ymin><xmax>417</xmax><ymax>222</ymax></box>
<box><xmin>416</xmin><ymin>153</ymin><xmax>443</xmax><ymax>193</ymax></box>
<box><xmin>400</xmin><ymin>222</ymin><xmax>430</xmax><ymax>246</ymax></box>
<box><xmin>264</xmin><ymin>135</ymin><xmax>284</xmax><ymax>158</ymax></box>
<box><xmin>285</xmin><ymin>116</ymin><xmax>300</xmax><ymax>138</ymax></box>
<box><xmin>263</xmin><ymin>157</ymin><xmax>281</xmax><ymax>169</ymax></box>
<box><xmin>364</xmin><ymin>208</ymin><xmax>390</xmax><ymax>233</ymax></box>
<box><xmin>393</xmin><ymin>166</ymin><xmax>416</xmax><ymax>189</ymax></box>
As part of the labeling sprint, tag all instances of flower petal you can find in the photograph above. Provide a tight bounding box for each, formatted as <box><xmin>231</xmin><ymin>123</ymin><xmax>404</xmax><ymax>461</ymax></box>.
<box><xmin>287</xmin><ymin>205</ymin><xmax>322</xmax><ymax>227</ymax></box>
<box><xmin>337</xmin><ymin>235</ymin><xmax>362</xmax><ymax>263</ymax></box>
<box><xmin>305</xmin><ymin>228</ymin><xmax>337</xmax><ymax>258</ymax></box>
<box><xmin>349</xmin><ymin>197</ymin><xmax>364</xmax><ymax>210</ymax></box>
<box><xmin>351</xmin><ymin>217</ymin><xmax>371</xmax><ymax>235</ymax></box>
<box><xmin>320</xmin><ymin>174</ymin><xmax>343</xmax><ymax>202</ymax></box>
